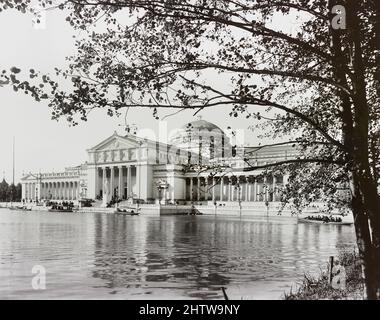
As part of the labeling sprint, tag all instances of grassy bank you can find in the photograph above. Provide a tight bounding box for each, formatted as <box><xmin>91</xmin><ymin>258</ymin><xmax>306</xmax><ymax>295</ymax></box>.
<box><xmin>284</xmin><ymin>250</ymin><xmax>365</xmax><ymax>300</ymax></box>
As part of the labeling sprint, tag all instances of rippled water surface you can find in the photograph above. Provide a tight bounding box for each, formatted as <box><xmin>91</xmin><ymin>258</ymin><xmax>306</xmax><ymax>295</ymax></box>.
<box><xmin>0</xmin><ymin>209</ymin><xmax>356</xmax><ymax>299</ymax></box>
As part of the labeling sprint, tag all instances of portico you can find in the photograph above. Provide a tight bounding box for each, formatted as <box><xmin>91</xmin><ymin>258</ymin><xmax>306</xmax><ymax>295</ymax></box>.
<box><xmin>95</xmin><ymin>165</ymin><xmax>135</xmax><ymax>200</ymax></box>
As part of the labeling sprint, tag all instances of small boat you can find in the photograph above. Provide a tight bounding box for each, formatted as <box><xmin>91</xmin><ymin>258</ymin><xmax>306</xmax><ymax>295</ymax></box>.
<box><xmin>114</xmin><ymin>208</ymin><xmax>140</xmax><ymax>216</ymax></box>
<box><xmin>48</xmin><ymin>207</ymin><xmax>73</xmax><ymax>213</ymax></box>
<box><xmin>298</xmin><ymin>217</ymin><xmax>353</xmax><ymax>226</ymax></box>
<box><xmin>9</xmin><ymin>206</ymin><xmax>32</xmax><ymax>212</ymax></box>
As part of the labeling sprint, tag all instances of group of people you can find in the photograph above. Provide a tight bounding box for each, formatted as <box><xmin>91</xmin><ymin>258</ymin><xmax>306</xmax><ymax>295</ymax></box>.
<box><xmin>305</xmin><ymin>215</ymin><xmax>343</xmax><ymax>223</ymax></box>
<box><xmin>48</xmin><ymin>201</ymin><xmax>74</xmax><ymax>210</ymax></box>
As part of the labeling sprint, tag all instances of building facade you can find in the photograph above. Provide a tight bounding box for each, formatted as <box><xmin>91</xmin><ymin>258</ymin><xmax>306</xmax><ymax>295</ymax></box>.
<box><xmin>21</xmin><ymin>119</ymin><xmax>296</xmax><ymax>205</ymax></box>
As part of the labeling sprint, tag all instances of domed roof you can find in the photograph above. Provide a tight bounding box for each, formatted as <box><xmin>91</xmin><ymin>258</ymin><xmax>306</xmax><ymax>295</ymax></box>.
<box><xmin>181</xmin><ymin>118</ymin><xmax>224</xmax><ymax>133</ymax></box>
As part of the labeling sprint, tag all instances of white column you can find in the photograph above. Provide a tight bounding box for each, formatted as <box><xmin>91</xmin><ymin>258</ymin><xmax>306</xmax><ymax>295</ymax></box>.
<box><xmin>197</xmin><ymin>177</ymin><xmax>200</xmax><ymax>201</ymax></box>
<box><xmin>93</xmin><ymin>169</ymin><xmax>98</xmax><ymax>198</ymax></box>
<box><xmin>118</xmin><ymin>166</ymin><xmax>123</xmax><ymax>199</ymax></box>
<box><xmin>65</xmin><ymin>182</ymin><xmax>68</xmax><ymax>200</ymax></box>
<box><xmin>127</xmin><ymin>166</ymin><xmax>132</xmax><ymax>198</ymax></box>
<box><xmin>189</xmin><ymin>178</ymin><xmax>193</xmax><ymax>201</ymax></box>
<box><xmin>248</xmin><ymin>178</ymin><xmax>252</xmax><ymax>202</ymax></box>
<box><xmin>245</xmin><ymin>177</ymin><xmax>249</xmax><ymax>201</ymax></box>
<box><xmin>102</xmin><ymin>167</ymin><xmax>106</xmax><ymax>197</ymax></box>
<box><xmin>136</xmin><ymin>165</ymin><xmax>141</xmax><ymax>200</ymax></box>
<box><xmin>110</xmin><ymin>166</ymin><xmax>114</xmax><ymax>198</ymax></box>
<box><xmin>253</xmin><ymin>178</ymin><xmax>257</xmax><ymax>202</ymax></box>
<box><xmin>272</xmin><ymin>175</ymin><xmax>277</xmax><ymax>202</ymax></box>
<box><xmin>205</xmin><ymin>177</ymin><xmax>208</xmax><ymax>201</ymax></box>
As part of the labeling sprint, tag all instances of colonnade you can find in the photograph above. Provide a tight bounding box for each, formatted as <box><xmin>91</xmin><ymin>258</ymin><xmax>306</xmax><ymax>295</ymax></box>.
<box><xmin>186</xmin><ymin>174</ymin><xmax>286</xmax><ymax>202</ymax></box>
<box><xmin>23</xmin><ymin>180</ymin><xmax>80</xmax><ymax>201</ymax></box>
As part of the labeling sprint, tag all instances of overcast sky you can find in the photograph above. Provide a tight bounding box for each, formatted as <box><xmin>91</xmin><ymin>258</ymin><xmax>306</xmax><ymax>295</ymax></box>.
<box><xmin>0</xmin><ymin>7</ymin><xmax>295</xmax><ymax>184</ymax></box>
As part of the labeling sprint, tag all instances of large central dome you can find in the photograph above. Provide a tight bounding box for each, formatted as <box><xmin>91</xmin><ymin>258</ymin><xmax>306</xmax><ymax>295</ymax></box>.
<box><xmin>170</xmin><ymin>117</ymin><xmax>231</xmax><ymax>162</ymax></box>
<box><xmin>181</xmin><ymin>119</ymin><xmax>225</xmax><ymax>133</ymax></box>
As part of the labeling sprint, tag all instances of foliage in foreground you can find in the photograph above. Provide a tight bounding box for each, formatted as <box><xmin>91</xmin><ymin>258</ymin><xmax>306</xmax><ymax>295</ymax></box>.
<box><xmin>284</xmin><ymin>250</ymin><xmax>365</xmax><ymax>300</ymax></box>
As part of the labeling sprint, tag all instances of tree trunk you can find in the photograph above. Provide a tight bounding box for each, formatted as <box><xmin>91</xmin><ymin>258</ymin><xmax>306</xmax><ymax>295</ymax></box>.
<box><xmin>349</xmin><ymin>172</ymin><xmax>376</xmax><ymax>299</ymax></box>
<box><xmin>345</xmin><ymin>0</ymin><xmax>380</xmax><ymax>299</ymax></box>
<box><xmin>357</xmin><ymin>170</ymin><xmax>380</xmax><ymax>299</ymax></box>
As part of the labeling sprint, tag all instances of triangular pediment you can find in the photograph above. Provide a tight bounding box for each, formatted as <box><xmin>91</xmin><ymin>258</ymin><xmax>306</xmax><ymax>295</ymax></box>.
<box><xmin>88</xmin><ymin>132</ymin><xmax>140</xmax><ymax>152</ymax></box>
<box><xmin>21</xmin><ymin>174</ymin><xmax>35</xmax><ymax>181</ymax></box>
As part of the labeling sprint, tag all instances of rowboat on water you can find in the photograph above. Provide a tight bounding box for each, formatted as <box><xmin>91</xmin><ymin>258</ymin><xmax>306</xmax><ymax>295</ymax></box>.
<box><xmin>9</xmin><ymin>206</ymin><xmax>32</xmax><ymax>212</ymax></box>
<box><xmin>297</xmin><ymin>217</ymin><xmax>353</xmax><ymax>226</ymax></box>
<box><xmin>114</xmin><ymin>208</ymin><xmax>140</xmax><ymax>216</ymax></box>
<box><xmin>48</xmin><ymin>208</ymin><xmax>74</xmax><ymax>213</ymax></box>
<box><xmin>48</xmin><ymin>205</ymin><xmax>74</xmax><ymax>213</ymax></box>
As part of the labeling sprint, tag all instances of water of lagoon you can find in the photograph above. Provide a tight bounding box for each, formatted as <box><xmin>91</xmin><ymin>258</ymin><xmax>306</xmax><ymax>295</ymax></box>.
<box><xmin>0</xmin><ymin>209</ymin><xmax>356</xmax><ymax>299</ymax></box>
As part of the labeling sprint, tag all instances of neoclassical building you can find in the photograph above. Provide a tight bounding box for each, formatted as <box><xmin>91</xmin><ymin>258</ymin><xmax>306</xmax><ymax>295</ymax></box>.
<box><xmin>22</xmin><ymin>119</ymin><xmax>296</xmax><ymax>205</ymax></box>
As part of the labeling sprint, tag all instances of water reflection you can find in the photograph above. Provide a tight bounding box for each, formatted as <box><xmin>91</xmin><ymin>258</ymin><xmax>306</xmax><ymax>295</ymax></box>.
<box><xmin>0</xmin><ymin>209</ymin><xmax>356</xmax><ymax>299</ymax></box>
